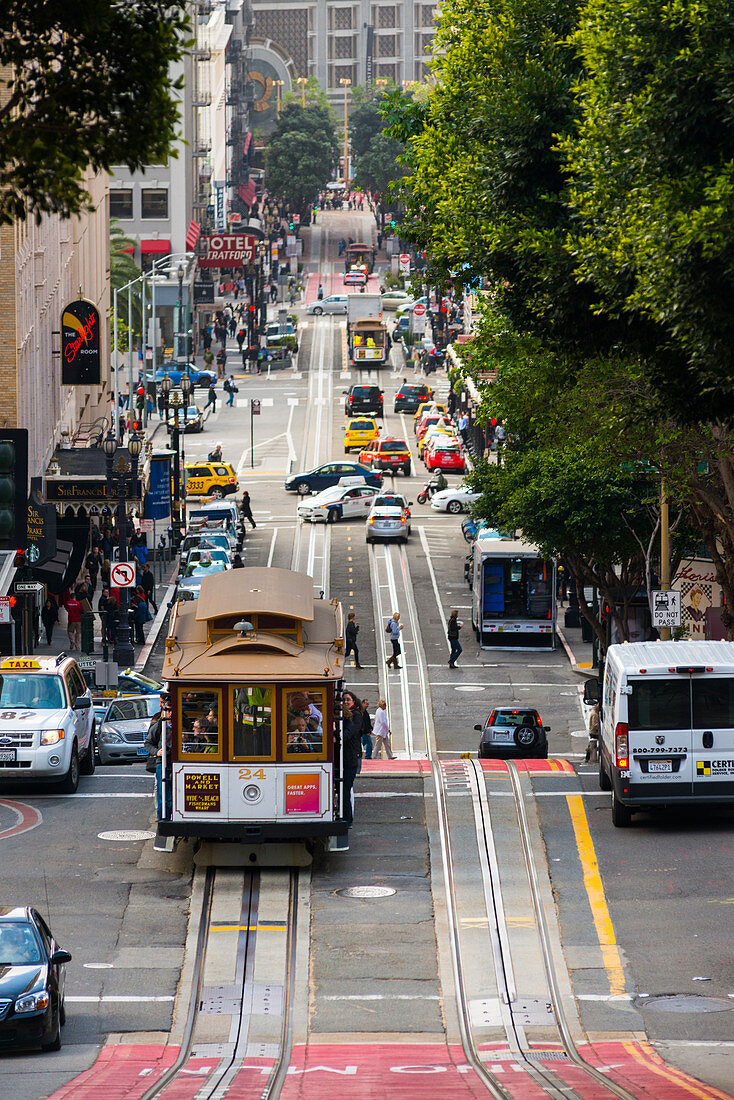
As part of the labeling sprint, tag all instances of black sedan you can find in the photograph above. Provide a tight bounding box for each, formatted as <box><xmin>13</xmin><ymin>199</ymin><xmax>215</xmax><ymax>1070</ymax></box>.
<box><xmin>475</xmin><ymin>708</ymin><xmax>550</xmax><ymax>759</ymax></box>
<box><xmin>394</xmin><ymin>383</ymin><xmax>434</xmax><ymax>413</ymax></box>
<box><xmin>0</xmin><ymin>907</ymin><xmax>71</xmax><ymax>1052</ymax></box>
<box><xmin>285</xmin><ymin>463</ymin><xmax>383</xmax><ymax>495</ymax></box>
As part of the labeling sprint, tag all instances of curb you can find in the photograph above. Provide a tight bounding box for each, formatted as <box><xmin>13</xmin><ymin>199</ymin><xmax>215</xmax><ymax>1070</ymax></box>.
<box><xmin>556</xmin><ymin>621</ymin><xmax>596</xmax><ymax>677</ymax></box>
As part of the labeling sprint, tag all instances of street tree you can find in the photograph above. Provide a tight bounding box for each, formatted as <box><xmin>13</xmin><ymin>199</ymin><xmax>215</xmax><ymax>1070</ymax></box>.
<box><xmin>0</xmin><ymin>0</ymin><xmax>190</xmax><ymax>224</ymax></box>
<box><xmin>352</xmin><ymin>133</ymin><xmax>405</xmax><ymax>196</ymax></box>
<box><xmin>110</xmin><ymin>221</ymin><xmax>143</xmax><ymax>344</ymax></box>
<box><xmin>265</xmin><ymin>102</ymin><xmax>338</xmax><ymax>213</ymax></box>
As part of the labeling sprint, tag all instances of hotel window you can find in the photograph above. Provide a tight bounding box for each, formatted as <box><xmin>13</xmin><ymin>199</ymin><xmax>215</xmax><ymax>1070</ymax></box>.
<box><xmin>377</xmin><ymin>5</ymin><xmax>397</xmax><ymax>27</ymax></box>
<box><xmin>110</xmin><ymin>189</ymin><xmax>133</xmax><ymax>219</ymax></box>
<box><xmin>328</xmin><ymin>6</ymin><xmax>354</xmax><ymax>30</ymax></box>
<box><xmin>378</xmin><ymin>34</ymin><xmax>396</xmax><ymax>57</ymax></box>
<box><xmin>141</xmin><ymin>189</ymin><xmax>169</xmax><ymax>219</ymax></box>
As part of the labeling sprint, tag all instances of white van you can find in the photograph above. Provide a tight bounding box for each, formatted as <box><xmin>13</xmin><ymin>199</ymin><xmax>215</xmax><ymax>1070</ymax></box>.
<box><xmin>586</xmin><ymin>641</ymin><xmax>734</xmax><ymax>826</ymax></box>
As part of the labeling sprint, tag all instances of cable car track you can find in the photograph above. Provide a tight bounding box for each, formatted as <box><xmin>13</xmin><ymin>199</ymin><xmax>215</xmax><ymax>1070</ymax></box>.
<box><xmin>141</xmin><ymin>868</ymin><xmax>299</xmax><ymax>1100</ymax></box>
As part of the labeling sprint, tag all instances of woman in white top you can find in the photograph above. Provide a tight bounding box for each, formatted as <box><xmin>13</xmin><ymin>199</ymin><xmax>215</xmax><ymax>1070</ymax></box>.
<box><xmin>372</xmin><ymin>699</ymin><xmax>396</xmax><ymax>759</ymax></box>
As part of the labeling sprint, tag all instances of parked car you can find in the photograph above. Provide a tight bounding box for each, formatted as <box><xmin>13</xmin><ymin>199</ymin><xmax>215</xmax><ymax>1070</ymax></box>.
<box><xmin>358</xmin><ymin>437</ymin><xmax>412</xmax><ymax>476</ymax></box>
<box><xmin>392</xmin><ymin>315</ymin><xmax>411</xmax><ymax>342</ymax></box>
<box><xmin>430</xmin><ymin>484</ymin><xmax>481</xmax><ymax>514</ymax></box>
<box><xmin>344</xmin><ymin>417</ymin><xmax>379</xmax><ymax>453</ymax></box>
<box><xmin>394</xmin><ymin>382</ymin><xmax>434</xmax><ymax>413</ymax></box>
<box><xmin>380</xmin><ymin>289</ymin><xmax>413</xmax><ymax>311</ymax></box>
<box><xmin>396</xmin><ymin>294</ymin><xmax>452</xmax><ymax>318</ymax></box>
<box><xmin>285</xmin><ymin>463</ymin><xmax>382</xmax><ymax>494</ymax></box>
<box><xmin>297</xmin><ymin>482</ymin><xmax>379</xmax><ymax>523</ymax></box>
<box><xmin>344</xmin><ymin>384</ymin><xmax>384</xmax><ymax>419</ymax></box>
<box><xmin>306</xmin><ymin>295</ymin><xmax>348</xmax><ymax>316</ymax></box>
<box><xmin>179</xmin><ymin>532</ymin><xmax>234</xmax><ymax>558</ymax></box>
<box><xmin>180</xmin><ymin>547</ymin><xmax>232</xmax><ymax>574</ymax></box>
<box><xmin>81</xmin><ymin>664</ymin><xmax>163</xmax><ymax>701</ymax></box>
<box><xmin>97</xmin><ymin>695</ymin><xmax>161</xmax><ymax>765</ymax></box>
<box><xmin>0</xmin><ymin>907</ymin><xmax>71</xmax><ymax>1051</ymax></box>
<box><xmin>475</xmin><ymin>708</ymin><xmax>550</xmax><ymax>759</ymax></box>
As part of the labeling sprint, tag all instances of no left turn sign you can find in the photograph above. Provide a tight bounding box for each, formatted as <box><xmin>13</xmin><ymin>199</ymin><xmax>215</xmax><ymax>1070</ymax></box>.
<box><xmin>111</xmin><ymin>562</ymin><xmax>136</xmax><ymax>588</ymax></box>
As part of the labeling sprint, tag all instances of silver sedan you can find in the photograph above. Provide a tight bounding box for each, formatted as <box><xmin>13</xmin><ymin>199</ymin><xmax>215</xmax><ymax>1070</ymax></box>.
<box><xmin>97</xmin><ymin>695</ymin><xmax>161</xmax><ymax>765</ymax></box>
<box><xmin>306</xmin><ymin>295</ymin><xmax>348</xmax><ymax>315</ymax></box>
<box><xmin>366</xmin><ymin>503</ymin><xmax>411</xmax><ymax>543</ymax></box>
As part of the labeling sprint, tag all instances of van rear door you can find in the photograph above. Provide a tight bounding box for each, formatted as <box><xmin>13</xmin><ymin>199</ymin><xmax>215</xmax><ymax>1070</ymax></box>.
<box><xmin>627</xmin><ymin>677</ymin><xmax>693</xmax><ymax>796</ymax></box>
<box><xmin>691</xmin><ymin>677</ymin><xmax>734</xmax><ymax>797</ymax></box>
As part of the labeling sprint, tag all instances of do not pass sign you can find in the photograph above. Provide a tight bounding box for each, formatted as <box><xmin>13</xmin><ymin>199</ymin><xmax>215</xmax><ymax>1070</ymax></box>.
<box><xmin>110</xmin><ymin>562</ymin><xmax>136</xmax><ymax>588</ymax></box>
<box><xmin>413</xmin><ymin>302</ymin><xmax>427</xmax><ymax>318</ymax></box>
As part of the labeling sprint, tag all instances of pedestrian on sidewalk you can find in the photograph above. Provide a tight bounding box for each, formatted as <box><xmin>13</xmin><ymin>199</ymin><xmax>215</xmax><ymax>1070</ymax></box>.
<box><xmin>372</xmin><ymin>699</ymin><xmax>396</xmax><ymax>759</ymax></box>
<box><xmin>241</xmin><ymin>489</ymin><xmax>256</xmax><ymax>528</ymax></box>
<box><xmin>204</xmin><ymin>383</ymin><xmax>217</xmax><ymax>413</ymax></box>
<box><xmin>64</xmin><ymin>592</ymin><xmax>82</xmax><ymax>651</ymax></box>
<box><xmin>270</xmin><ymin>283</ymin><xmax>278</xmax><ymax>303</ymax></box>
<box><xmin>224</xmin><ymin>374</ymin><xmax>238</xmax><ymax>407</ymax></box>
<box><xmin>216</xmin><ymin>348</ymin><xmax>227</xmax><ymax>379</ymax></box>
<box><xmin>41</xmin><ymin>597</ymin><xmax>59</xmax><ymax>647</ymax></box>
<box><xmin>385</xmin><ymin>611</ymin><xmax>403</xmax><ymax>670</ymax></box>
<box><xmin>203</xmin><ymin>347</ymin><xmax>215</xmax><ymax>373</ymax></box>
<box><xmin>317</xmin><ymin>284</ymin><xmax>324</xmax><ymax>300</ymax></box>
<box><xmin>345</xmin><ymin>612</ymin><xmax>362</xmax><ymax>668</ymax></box>
<box><xmin>447</xmin><ymin>609</ymin><xmax>463</xmax><ymax>668</ymax></box>
<box><xmin>359</xmin><ymin>697</ymin><xmax>373</xmax><ymax>759</ymax></box>
<box><xmin>141</xmin><ymin>563</ymin><xmax>157</xmax><ymax>614</ymax></box>
<box><xmin>132</xmin><ymin>594</ymin><xmax>150</xmax><ymax>645</ymax></box>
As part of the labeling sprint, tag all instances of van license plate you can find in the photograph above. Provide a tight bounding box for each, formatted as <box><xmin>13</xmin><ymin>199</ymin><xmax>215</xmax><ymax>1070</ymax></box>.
<box><xmin>648</xmin><ymin>760</ymin><xmax>672</xmax><ymax>773</ymax></box>
<box><xmin>0</xmin><ymin>750</ymin><xmax>16</xmax><ymax>762</ymax></box>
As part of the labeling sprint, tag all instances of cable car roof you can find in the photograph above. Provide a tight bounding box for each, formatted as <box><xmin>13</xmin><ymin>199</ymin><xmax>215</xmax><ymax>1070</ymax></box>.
<box><xmin>194</xmin><ymin>567</ymin><xmax>315</xmax><ymax>624</ymax></box>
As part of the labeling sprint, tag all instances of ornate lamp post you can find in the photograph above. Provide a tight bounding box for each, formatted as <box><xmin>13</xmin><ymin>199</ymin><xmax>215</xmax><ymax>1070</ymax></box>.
<box><xmin>169</xmin><ymin>388</ymin><xmax>183</xmax><ymax>537</ymax></box>
<box><xmin>103</xmin><ymin>428</ymin><xmax>143</xmax><ymax>668</ymax></box>
<box><xmin>179</xmin><ymin>374</ymin><xmax>192</xmax><ymax>529</ymax></box>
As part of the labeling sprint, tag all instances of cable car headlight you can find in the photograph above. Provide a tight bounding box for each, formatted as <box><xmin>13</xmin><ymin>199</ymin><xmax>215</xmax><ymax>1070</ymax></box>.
<box><xmin>243</xmin><ymin>783</ymin><xmax>262</xmax><ymax>804</ymax></box>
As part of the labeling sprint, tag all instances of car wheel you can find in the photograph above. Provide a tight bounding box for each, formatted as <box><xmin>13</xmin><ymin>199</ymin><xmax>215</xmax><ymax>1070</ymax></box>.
<box><xmin>210</xmin><ymin>488</ymin><xmax>224</xmax><ymax>500</ymax></box>
<box><xmin>313</xmin><ymin>306</ymin><xmax>323</xmax><ymax>315</ymax></box>
<box><xmin>297</xmin><ymin>481</ymin><xmax>311</xmax><ymax>496</ymax></box>
<box><xmin>599</xmin><ymin>756</ymin><xmax>612</xmax><ymax>791</ymax></box>
<box><xmin>611</xmin><ymin>790</ymin><xmax>633</xmax><ymax>827</ymax></box>
<box><xmin>80</xmin><ymin>723</ymin><xmax>96</xmax><ymax>776</ymax></box>
<box><xmin>41</xmin><ymin>1013</ymin><xmax>61</xmax><ymax>1052</ymax></box>
<box><xmin>447</xmin><ymin>500</ymin><xmax>463</xmax><ymax>514</ymax></box>
<box><xmin>403</xmin><ymin>463</ymin><xmax>411</xmax><ymax>476</ymax></box>
<box><xmin>327</xmin><ymin>508</ymin><xmax>339</xmax><ymax>524</ymax></box>
<box><xmin>513</xmin><ymin>725</ymin><xmax>540</xmax><ymax>751</ymax></box>
<box><xmin>59</xmin><ymin>744</ymin><xmax>79</xmax><ymax>794</ymax></box>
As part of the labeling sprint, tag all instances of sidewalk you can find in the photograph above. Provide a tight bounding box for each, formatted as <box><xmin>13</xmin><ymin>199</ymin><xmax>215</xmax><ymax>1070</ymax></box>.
<box><xmin>556</xmin><ymin>606</ymin><xmax>596</xmax><ymax>673</ymax></box>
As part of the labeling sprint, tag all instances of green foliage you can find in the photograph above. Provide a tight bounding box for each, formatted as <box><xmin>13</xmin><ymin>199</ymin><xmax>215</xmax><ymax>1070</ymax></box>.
<box><xmin>352</xmin><ymin>133</ymin><xmax>405</xmax><ymax>196</ymax></box>
<box><xmin>0</xmin><ymin>0</ymin><xmax>190</xmax><ymax>225</ymax></box>
<box><xmin>563</xmin><ymin>0</ymin><xmax>734</xmax><ymax>418</ymax></box>
<box><xmin>110</xmin><ymin>220</ymin><xmax>142</xmax><ymax>340</ymax></box>
<box><xmin>265</xmin><ymin>101</ymin><xmax>338</xmax><ymax>212</ymax></box>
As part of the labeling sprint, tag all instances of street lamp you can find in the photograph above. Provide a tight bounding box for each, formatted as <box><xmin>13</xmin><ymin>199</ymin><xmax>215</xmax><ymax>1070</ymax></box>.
<box><xmin>176</xmin><ymin>264</ymin><xmax>185</xmax><ymax>364</ymax></box>
<box><xmin>340</xmin><ymin>78</ymin><xmax>351</xmax><ymax>186</ymax></box>
<box><xmin>180</xmin><ymin>374</ymin><xmax>192</xmax><ymax>529</ymax></box>
<box><xmin>274</xmin><ymin>79</ymin><xmax>284</xmax><ymax>118</ymax></box>
<box><xmin>169</xmin><ymin>388</ymin><xmax>183</xmax><ymax>536</ymax></box>
<box><xmin>103</xmin><ymin>428</ymin><xmax>143</xmax><ymax>668</ymax></box>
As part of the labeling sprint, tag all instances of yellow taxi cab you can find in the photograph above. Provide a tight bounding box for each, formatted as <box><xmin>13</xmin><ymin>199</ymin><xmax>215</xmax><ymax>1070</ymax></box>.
<box><xmin>184</xmin><ymin>461</ymin><xmax>238</xmax><ymax>499</ymax></box>
<box><xmin>413</xmin><ymin>401</ymin><xmax>448</xmax><ymax>430</ymax></box>
<box><xmin>344</xmin><ymin>417</ymin><xmax>379</xmax><ymax>454</ymax></box>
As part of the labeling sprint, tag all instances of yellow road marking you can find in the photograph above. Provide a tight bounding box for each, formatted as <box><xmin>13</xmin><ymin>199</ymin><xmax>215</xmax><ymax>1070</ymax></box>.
<box><xmin>566</xmin><ymin>794</ymin><xmax>626</xmax><ymax>995</ymax></box>
<box><xmin>210</xmin><ymin>924</ymin><xmax>286</xmax><ymax>932</ymax></box>
<box><xmin>624</xmin><ymin>1041</ymin><xmax>733</xmax><ymax>1100</ymax></box>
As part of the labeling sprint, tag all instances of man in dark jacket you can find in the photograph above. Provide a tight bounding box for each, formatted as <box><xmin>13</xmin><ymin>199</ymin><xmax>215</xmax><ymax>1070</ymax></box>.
<box><xmin>344</xmin><ymin>612</ymin><xmax>361</xmax><ymax>668</ymax></box>
<box><xmin>145</xmin><ymin>696</ymin><xmax>172</xmax><ymax>818</ymax></box>
<box><xmin>141</xmin><ymin>563</ymin><xmax>157</xmax><ymax>613</ymax></box>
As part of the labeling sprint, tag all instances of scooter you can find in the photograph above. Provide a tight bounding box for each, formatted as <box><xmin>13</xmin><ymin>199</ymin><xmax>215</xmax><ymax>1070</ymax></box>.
<box><xmin>416</xmin><ymin>477</ymin><xmax>448</xmax><ymax>504</ymax></box>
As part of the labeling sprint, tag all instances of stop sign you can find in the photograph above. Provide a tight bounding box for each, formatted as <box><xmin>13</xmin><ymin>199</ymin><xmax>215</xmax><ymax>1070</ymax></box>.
<box><xmin>413</xmin><ymin>302</ymin><xmax>427</xmax><ymax>318</ymax></box>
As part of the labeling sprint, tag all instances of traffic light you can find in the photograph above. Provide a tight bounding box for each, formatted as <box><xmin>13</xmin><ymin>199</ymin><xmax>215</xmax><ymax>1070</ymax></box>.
<box><xmin>0</xmin><ymin>430</ymin><xmax>28</xmax><ymax>552</ymax></box>
<box><xmin>289</xmin><ymin>220</ymin><xmax>295</xmax><ymax>232</ymax></box>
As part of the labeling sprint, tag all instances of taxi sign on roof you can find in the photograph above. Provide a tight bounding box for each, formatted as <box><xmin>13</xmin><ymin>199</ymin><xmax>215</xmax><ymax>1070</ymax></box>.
<box><xmin>0</xmin><ymin>658</ymin><xmax>41</xmax><ymax>670</ymax></box>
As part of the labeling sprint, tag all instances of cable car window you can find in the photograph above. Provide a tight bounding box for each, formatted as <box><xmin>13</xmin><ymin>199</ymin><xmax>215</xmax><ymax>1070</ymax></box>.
<box><xmin>180</xmin><ymin>690</ymin><xmax>222</xmax><ymax>759</ymax></box>
<box><xmin>283</xmin><ymin>688</ymin><xmax>326</xmax><ymax>757</ymax></box>
<box><xmin>231</xmin><ymin>685</ymin><xmax>274</xmax><ymax>760</ymax></box>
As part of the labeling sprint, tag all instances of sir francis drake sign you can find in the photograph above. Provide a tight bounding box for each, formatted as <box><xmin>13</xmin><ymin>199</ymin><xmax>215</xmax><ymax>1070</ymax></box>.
<box><xmin>61</xmin><ymin>299</ymin><xmax>101</xmax><ymax>386</ymax></box>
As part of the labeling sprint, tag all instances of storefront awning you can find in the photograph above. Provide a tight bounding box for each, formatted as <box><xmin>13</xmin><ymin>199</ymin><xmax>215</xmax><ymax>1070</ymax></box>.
<box><xmin>140</xmin><ymin>240</ymin><xmax>171</xmax><ymax>254</ymax></box>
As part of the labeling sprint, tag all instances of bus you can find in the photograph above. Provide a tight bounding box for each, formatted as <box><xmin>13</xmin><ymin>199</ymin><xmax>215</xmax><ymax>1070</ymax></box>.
<box><xmin>155</xmin><ymin>566</ymin><xmax>348</xmax><ymax>863</ymax></box>
<box><xmin>471</xmin><ymin>538</ymin><xmax>556</xmax><ymax>649</ymax></box>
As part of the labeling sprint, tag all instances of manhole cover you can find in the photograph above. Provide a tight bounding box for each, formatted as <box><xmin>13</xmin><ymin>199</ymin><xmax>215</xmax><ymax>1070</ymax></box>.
<box><xmin>639</xmin><ymin>995</ymin><xmax>733</xmax><ymax>1014</ymax></box>
<box><xmin>98</xmin><ymin>829</ymin><xmax>156</xmax><ymax>842</ymax></box>
<box><xmin>335</xmin><ymin>886</ymin><xmax>396</xmax><ymax>899</ymax></box>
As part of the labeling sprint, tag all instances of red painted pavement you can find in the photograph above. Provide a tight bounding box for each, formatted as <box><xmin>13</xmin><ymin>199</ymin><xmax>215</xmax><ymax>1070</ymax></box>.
<box><xmin>304</xmin><ymin>272</ymin><xmax>381</xmax><ymax>303</ymax></box>
<box><xmin>46</xmin><ymin>1041</ymin><xmax>733</xmax><ymax>1100</ymax></box>
<box><xmin>0</xmin><ymin>798</ymin><xmax>42</xmax><ymax>840</ymax></box>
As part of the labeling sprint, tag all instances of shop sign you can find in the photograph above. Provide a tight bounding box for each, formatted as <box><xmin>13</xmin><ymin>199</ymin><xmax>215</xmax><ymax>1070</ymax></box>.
<box><xmin>199</xmin><ymin>233</ymin><xmax>261</xmax><ymax>268</ymax></box>
<box><xmin>61</xmin><ymin>299</ymin><xmax>101</xmax><ymax>385</ymax></box>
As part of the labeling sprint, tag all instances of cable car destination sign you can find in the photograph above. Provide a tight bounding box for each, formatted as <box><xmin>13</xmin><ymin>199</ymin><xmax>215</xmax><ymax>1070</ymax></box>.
<box><xmin>198</xmin><ymin>233</ymin><xmax>261</xmax><ymax>268</ymax></box>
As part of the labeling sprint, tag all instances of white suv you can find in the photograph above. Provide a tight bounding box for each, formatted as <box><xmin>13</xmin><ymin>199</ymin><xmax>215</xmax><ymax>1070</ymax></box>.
<box><xmin>0</xmin><ymin>655</ymin><xmax>96</xmax><ymax>792</ymax></box>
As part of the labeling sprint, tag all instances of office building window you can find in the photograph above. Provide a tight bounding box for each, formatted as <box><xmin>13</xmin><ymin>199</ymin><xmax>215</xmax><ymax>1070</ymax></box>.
<box><xmin>329</xmin><ymin>6</ymin><xmax>354</xmax><ymax>30</ymax></box>
<box><xmin>110</xmin><ymin>189</ymin><xmax>133</xmax><ymax>219</ymax></box>
<box><xmin>378</xmin><ymin>34</ymin><xmax>396</xmax><ymax>57</ymax></box>
<box><xmin>141</xmin><ymin>189</ymin><xmax>169</xmax><ymax>219</ymax></box>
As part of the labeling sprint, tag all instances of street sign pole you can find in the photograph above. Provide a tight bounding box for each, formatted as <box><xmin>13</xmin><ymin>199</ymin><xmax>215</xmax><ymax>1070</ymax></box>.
<box><xmin>251</xmin><ymin>400</ymin><xmax>254</xmax><ymax>469</ymax></box>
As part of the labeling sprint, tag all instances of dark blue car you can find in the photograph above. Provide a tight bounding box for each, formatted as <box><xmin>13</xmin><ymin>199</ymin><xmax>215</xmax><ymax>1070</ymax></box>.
<box><xmin>154</xmin><ymin>362</ymin><xmax>216</xmax><ymax>389</ymax></box>
<box><xmin>0</xmin><ymin>907</ymin><xmax>71</xmax><ymax>1052</ymax></box>
<box><xmin>285</xmin><ymin>462</ymin><xmax>383</xmax><ymax>494</ymax></box>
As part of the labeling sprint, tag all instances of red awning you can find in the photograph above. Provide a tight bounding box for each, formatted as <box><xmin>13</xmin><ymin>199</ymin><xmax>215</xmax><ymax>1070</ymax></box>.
<box><xmin>185</xmin><ymin>220</ymin><xmax>201</xmax><ymax>251</ymax></box>
<box><xmin>140</xmin><ymin>240</ymin><xmax>170</xmax><ymax>254</ymax></box>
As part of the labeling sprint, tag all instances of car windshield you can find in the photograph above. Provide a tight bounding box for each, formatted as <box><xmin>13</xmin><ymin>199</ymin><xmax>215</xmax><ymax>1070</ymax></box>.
<box><xmin>0</xmin><ymin>674</ymin><xmax>65</xmax><ymax>710</ymax></box>
<box><xmin>494</xmin><ymin>711</ymin><xmax>538</xmax><ymax>728</ymax></box>
<box><xmin>107</xmin><ymin>697</ymin><xmax>159</xmax><ymax>722</ymax></box>
<box><xmin>0</xmin><ymin>922</ymin><xmax>42</xmax><ymax>965</ymax></box>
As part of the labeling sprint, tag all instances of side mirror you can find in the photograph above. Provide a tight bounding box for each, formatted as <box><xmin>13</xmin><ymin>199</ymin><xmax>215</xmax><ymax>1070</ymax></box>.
<box><xmin>544</xmin><ymin>726</ymin><xmax>551</xmax><ymax>733</ymax></box>
<box><xmin>473</xmin><ymin>724</ymin><xmax>482</xmax><ymax>731</ymax></box>
<box><xmin>583</xmin><ymin>678</ymin><xmax>600</xmax><ymax>706</ymax></box>
<box><xmin>408</xmin><ymin>501</ymin><xmax>414</xmax><ymax>506</ymax></box>
<box><xmin>74</xmin><ymin>696</ymin><xmax>91</xmax><ymax>710</ymax></box>
<box><xmin>50</xmin><ymin>949</ymin><xmax>72</xmax><ymax>965</ymax></box>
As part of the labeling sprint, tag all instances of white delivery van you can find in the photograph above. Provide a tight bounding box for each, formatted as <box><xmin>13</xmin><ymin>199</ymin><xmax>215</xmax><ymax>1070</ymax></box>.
<box><xmin>586</xmin><ymin>641</ymin><xmax>734</xmax><ymax>826</ymax></box>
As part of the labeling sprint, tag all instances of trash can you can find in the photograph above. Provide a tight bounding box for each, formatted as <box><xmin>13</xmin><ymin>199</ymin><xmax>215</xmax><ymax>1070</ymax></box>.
<box><xmin>564</xmin><ymin>606</ymin><xmax>580</xmax><ymax>629</ymax></box>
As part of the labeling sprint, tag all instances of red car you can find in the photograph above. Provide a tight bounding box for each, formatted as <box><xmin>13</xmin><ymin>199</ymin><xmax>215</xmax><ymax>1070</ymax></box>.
<box><xmin>425</xmin><ymin>441</ymin><xmax>466</xmax><ymax>472</ymax></box>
